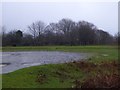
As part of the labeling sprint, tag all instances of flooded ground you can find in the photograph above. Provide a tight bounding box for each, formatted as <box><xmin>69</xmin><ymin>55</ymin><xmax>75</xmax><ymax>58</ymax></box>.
<box><xmin>1</xmin><ymin>51</ymin><xmax>91</xmax><ymax>74</ymax></box>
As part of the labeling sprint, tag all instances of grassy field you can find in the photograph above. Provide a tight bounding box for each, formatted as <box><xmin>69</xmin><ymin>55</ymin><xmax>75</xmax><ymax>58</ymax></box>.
<box><xmin>2</xmin><ymin>46</ymin><xmax>119</xmax><ymax>88</ymax></box>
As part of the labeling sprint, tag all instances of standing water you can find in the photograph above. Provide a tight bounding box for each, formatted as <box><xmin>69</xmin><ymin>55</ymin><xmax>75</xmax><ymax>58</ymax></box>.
<box><xmin>2</xmin><ymin>51</ymin><xmax>91</xmax><ymax>74</ymax></box>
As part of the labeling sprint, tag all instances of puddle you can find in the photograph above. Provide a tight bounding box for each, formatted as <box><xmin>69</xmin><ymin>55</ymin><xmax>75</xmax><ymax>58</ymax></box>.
<box><xmin>0</xmin><ymin>63</ymin><xmax>11</xmax><ymax>67</ymax></box>
<box><xmin>0</xmin><ymin>65</ymin><xmax>5</xmax><ymax>67</ymax></box>
<box><xmin>22</xmin><ymin>63</ymin><xmax>42</xmax><ymax>66</ymax></box>
<box><xmin>2</xmin><ymin>51</ymin><xmax>92</xmax><ymax>74</ymax></box>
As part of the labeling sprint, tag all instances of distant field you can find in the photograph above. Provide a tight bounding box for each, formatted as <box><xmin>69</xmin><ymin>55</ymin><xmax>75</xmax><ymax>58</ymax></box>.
<box><xmin>2</xmin><ymin>45</ymin><xmax>118</xmax><ymax>52</ymax></box>
<box><xmin>2</xmin><ymin>46</ymin><xmax>119</xmax><ymax>88</ymax></box>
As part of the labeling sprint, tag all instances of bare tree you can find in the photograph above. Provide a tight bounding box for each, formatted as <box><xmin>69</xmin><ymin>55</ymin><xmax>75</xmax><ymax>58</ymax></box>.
<box><xmin>35</xmin><ymin>21</ymin><xmax>46</xmax><ymax>36</ymax></box>
<box><xmin>28</xmin><ymin>21</ymin><xmax>46</xmax><ymax>45</ymax></box>
<box><xmin>28</xmin><ymin>22</ymin><xmax>37</xmax><ymax>39</ymax></box>
<box><xmin>76</xmin><ymin>21</ymin><xmax>97</xmax><ymax>45</ymax></box>
<box><xmin>3</xmin><ymin>19</ymin><xmax>114</xmax><ymax>46</ymax></box>
<box><xmin>114</xmin><ymin>32</ymin><xmax>120</xmax><ymax>45</ymax></box>
<box><xmin>58</xmin><ymin>18</ymin><xmax>75</xmax><ymax>34</ymax></box>
<box><xmin>45</xmin><ymin>23</ymin><xmax>58</xmax><ymax>33</ymax></box>
<box><xmin>57</xmin><ymin>18</ymin><xmax>76</xmax><ymax>45</ymax></box>
<box><xmin>2</xmin><ymin>26</ymin><xmax>7</xmax><ymax>46</ymax></box>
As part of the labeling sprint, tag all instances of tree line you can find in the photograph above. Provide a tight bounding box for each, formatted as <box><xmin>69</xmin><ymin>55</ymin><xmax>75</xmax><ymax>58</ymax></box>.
<box><xmin>1</xmin><ymin>18</ymin><xmax>119</xmax><ymax>46</ymax></box>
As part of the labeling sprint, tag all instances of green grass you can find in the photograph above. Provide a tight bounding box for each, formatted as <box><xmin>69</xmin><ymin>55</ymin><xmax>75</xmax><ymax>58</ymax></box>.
<box><xmin>2</xmin><ymin>45</ymin><xmax>117</xmax><ymax>52</ymax></box>
<box><xmin>2</xmin><ymin>63</ymin><xmax>86</xmax><ymax>88</ymax></box>
<box><xmin>2</xmin><ymin>46</ymin><xmax>119</xmax><ymax>88</ymax></box>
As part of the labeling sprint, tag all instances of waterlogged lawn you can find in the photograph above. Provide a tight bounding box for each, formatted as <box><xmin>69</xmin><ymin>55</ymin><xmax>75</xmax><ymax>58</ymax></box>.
<box><xmin>2</xmin><ymin>46</ymin><xmax>118</xmax><ymax>62</ymax></box>
<box><xmin>2</xmin><ymin>46</ymin><xmax>119</xmax><ymax>88</ymax></box>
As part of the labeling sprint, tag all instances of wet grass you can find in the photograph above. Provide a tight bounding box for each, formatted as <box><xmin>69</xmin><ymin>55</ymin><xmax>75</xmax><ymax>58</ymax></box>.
<box><xmin>2</xmin><ymin>63</ymin><xmax>83</xmax><ymax>88</ymax></box>
<box><xmin>2</xmin><ymin>46</ymin><xmax>119</xmax><ymax>88</ymax></box>
<box><xmin>2</xmin><ymin>45</ymin><xmax>117</xmax><ymax>52</ymax></box>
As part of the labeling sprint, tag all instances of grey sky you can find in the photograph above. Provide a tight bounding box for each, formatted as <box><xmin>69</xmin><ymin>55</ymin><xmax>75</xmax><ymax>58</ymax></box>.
<box><xmin>2</xmin><ymin>2</ymin><xmax>118</xmax><ymax>35</ymax></box>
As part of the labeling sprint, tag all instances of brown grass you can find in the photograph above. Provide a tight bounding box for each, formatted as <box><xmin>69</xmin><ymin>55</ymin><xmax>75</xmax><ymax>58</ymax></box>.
<box><xmin>36</xmin><ymin>73</ymin><xmax>47</xmax><ymax>84</ymax></box>
<box><xmin>73</xmin><ymin>60</ymin><xmax>120</xmax><ymax>88</ymax></box>
<box><xmin>81</xmin><ymin>73</ymin><xmax>120</xmax><ymax>88</ymax></box>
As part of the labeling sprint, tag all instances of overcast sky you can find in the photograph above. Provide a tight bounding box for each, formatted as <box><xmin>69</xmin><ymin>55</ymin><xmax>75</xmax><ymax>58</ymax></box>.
<box><xmin>2</xmin><ymin>2</ymin><xmax>118</xmax><ymax>35</ymax></box>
